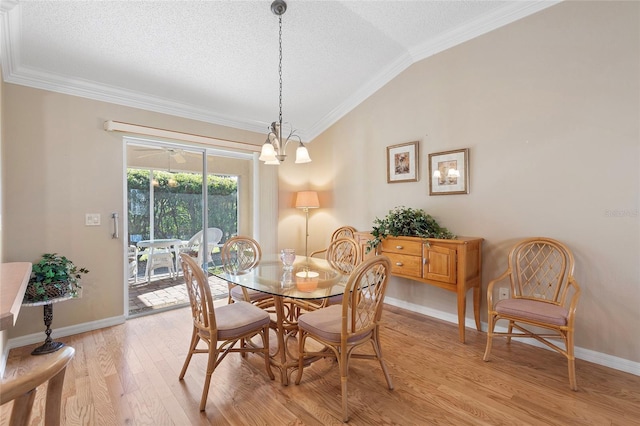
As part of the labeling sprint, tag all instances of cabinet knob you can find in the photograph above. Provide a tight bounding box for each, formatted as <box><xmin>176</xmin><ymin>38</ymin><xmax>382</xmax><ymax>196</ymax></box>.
<box><xmin>395</xmin><ymin>262</ymin><xmax>403</xmax><ymax>266</ymax></box>
<box><xmin>395</xmin><ymin>245</ymin><xmax>403</xmax><ymax>250</ymax></box>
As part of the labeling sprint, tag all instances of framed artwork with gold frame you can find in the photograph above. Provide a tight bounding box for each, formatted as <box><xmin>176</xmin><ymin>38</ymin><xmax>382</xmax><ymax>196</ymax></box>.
<box><xmin>387</xmin><ymin>141</ymin><xmax>419</xmax><ymax>183</ymax></box>
<box><xmin>428</xmin><ymin>148</ymin><xmax>469</xmax><ymax>195</ymax></box>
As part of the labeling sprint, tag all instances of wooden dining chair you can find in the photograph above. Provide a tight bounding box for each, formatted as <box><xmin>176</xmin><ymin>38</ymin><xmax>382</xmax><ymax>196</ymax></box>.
<box><xmin>295</xmin><ymin>255</ymin><xmax>394</xmax><ymax>422</ymax></box>
<box><xmin>483</xmin><ymin>237</ymin><xmax>582</xmax><ymax>390</ymax></box>
<box><xmin>178</xmin><ymin>253</ymin><xmax>274</xmax><ymax>411</ymax></box>
<box><xmin>309</xmin><ymin>225</ymin><xmax>357</xmax><ymax>259</ymax></box>
<box><xmin>220</xmin><ymin>236</ymin><xmax>273</xmax><ymax>307</ymax></box>
<box><xmin>1</xmin><ymin>346</ymin><xmax>75</xmax><ymax>426</ymax></box>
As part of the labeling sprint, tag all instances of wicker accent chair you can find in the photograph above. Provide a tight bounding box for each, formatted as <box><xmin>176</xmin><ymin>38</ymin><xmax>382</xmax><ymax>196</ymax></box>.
<box><xmin>0</xmin><ymin>346</ymin><xmax>75</xmax><ymax>426</ymax></box>
<box><xmin>309</xmin><ymin>226</ymin><xmax>357</xmax><ymax>259</ymax></box>
<box><xmin>178</xmin><ymin>254</ymin><xmax>274</xmax><ymax>411</ymax></box>
<box><xmin>483</xmin><ymin>237</ymin><xmax>581</xmax><ymax>390</ymax></box>
<box><xmin>295</xmin><ymin>255</ymin><xmax>394</xmax><ymax>422</ymax></box>
<box><xmin>220</xmin><ymin>236</ymin><xmax>272</xmax><ymax>307</ymax></box>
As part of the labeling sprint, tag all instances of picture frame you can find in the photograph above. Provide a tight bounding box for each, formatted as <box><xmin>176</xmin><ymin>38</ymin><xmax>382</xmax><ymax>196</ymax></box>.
<box><xmin>387</xmin><ymin>141</ymin><xmax>419</xmax><ymax>183</ymax></box>
<box><xmin>428</xmin><ymin>148</ymin><xmax>469</xmax><ymax>195</ymax></box>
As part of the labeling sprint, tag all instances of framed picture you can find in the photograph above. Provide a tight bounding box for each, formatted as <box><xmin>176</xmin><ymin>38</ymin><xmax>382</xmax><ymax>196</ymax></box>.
<box><xmin>428</xmin><ymin>148</ymin><xmax>469</xmax><ymax>195</ymax></box>
<box><xmin>387</xmin><ymin>141</ymin><xmax>419</xmax><ymax>183</ymax></box>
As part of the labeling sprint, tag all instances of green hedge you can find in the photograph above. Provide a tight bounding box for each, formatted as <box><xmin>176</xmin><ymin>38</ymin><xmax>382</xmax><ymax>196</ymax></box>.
<box><xmin>127</xmin><ymin>169</ymin><xmax>238</xmax><ymax>244</ymax></box>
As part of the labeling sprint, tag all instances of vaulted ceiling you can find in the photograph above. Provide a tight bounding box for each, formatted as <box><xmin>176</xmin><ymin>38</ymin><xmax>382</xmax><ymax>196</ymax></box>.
<box><xmin>0</xmin><ymin>0</ymin><xmax>558</xmax><ymax>140</ymax></box>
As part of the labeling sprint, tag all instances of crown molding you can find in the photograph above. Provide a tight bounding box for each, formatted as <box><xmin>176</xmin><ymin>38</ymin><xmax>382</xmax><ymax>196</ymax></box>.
<box><xmin>2</xmin><ymin>0</ymin><xmax>562</xmax><ymax>142</ymax></box>
<box><xmin>305</xmin><ymin>0</ymin><xmax>562</xmax><ymax>141</ymax></box>
<box><xmin>4</xmin><ymin>64</ymin><xmax>269</xmax><ymax>134</ymax></box>
<box><xmin>409</xmin><ymin>0</ymin><xmax>562</xmax><ymax>62</ymax></box>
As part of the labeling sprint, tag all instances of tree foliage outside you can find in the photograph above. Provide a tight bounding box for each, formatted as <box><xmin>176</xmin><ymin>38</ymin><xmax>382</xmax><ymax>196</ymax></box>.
<box><xmin>127</xmin><ymin>169</ymin><xmax>238</xmax><ymax>245</ymax></box>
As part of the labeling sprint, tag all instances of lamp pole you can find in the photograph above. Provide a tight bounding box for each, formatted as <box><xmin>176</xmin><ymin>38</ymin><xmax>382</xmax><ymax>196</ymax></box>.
<box><xmin>303</xmin><ymin>207</ymin><xmax>310</xmax><ymax>258</ymax></box>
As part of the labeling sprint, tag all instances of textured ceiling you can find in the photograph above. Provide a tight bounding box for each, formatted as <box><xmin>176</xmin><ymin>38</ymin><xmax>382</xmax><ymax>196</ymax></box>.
<box><xmin>0</xmin><ymin>0</ymin><xmax>558</xmax><ymax>140</ymax></box>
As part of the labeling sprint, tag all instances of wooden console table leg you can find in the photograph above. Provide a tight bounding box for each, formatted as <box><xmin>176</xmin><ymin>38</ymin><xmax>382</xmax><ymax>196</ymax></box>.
<box><xmin>457</xmin><ymin>290</ymin><xmax>466</xmax><ymax>343</ymax></box>
<box><xmin>31</xmin><ymin>303</ymin><xmax>65</xmax><ymax>355</ymax></box>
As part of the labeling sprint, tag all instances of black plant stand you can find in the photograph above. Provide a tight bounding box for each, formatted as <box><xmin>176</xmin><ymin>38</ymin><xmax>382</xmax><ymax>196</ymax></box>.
<box><xmin>23</xmin><ymin>294</ymin><xmax>74</xmax><ymax>355</ymax></box>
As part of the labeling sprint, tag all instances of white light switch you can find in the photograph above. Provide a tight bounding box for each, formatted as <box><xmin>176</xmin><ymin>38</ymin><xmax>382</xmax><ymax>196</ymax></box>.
<box><xmin>85</xmin><ymin>213</ymin><xmax>101</xmax><ymax>226</ymax></box>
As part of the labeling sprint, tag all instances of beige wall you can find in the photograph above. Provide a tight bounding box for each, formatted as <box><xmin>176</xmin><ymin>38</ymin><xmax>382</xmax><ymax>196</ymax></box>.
<box><xmin>2</xmin><ymin>1</ymin><xmax>638</xmax><ymax>370</ymax></box>
<box><xmin>282</xmin><ymin>1</ymin><xmax>640</xmax><ymax>364</ymax></box>
<box><xmin>2</xmin><ymin>85</ymin><xmax>267</xmax><ymax>339</ymax></box>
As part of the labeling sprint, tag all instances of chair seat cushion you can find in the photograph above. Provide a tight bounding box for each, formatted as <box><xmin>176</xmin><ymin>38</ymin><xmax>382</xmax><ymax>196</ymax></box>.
<box><xmin>298</xmin><ymin>305</ymin><xmax>371</xmax><ymax>343</ymax></box>
<box><xmin>495</xmin><ymin>298</ymin><xmax>569</xmax><ymax>326</ymax></box>
<box><xmin>213</xmin><ymin>301</ymin><xmax>270</xmax><ymax>340</ymax></box>
<box><xmin>230</xmin><ymin>285</ymin><xmax>272</xmax><ymax>303</ymax></box>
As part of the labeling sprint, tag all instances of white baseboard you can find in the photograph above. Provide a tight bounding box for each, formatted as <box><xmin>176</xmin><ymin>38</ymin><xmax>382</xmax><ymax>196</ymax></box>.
<box><xmin>384</xmin><ymin>296</ymin><xmax>640</xmax><ymax>377</ymax></box>
<box><xmin>7</xmin><ymin>315</ymin><xmax>126</xmax><ymax>350</ymax></box>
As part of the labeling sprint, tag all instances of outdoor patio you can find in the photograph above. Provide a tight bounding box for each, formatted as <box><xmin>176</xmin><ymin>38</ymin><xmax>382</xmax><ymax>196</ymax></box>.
<box><xmin>128</xmin><ymin>269</ymin><xmax>229</xmax><ymax>317</ymax></box>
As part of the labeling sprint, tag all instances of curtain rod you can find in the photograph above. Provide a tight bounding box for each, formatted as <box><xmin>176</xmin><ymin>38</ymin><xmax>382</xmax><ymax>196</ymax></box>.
<box><xmin>104</xmin><ymin>120</ymin><xmax>261</xmax><ymax>153</ymax></box>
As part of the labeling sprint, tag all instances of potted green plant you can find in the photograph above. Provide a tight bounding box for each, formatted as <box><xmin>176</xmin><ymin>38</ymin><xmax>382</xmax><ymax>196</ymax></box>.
<box><xmin>366</xmin><ymin>206</ymin><xmax>456</xmax><ymax>253</ymax></box>
<box><xmin>24</xmin><ymin>253</ymin><xmax>89</xmax><ymax>303</ymax></box>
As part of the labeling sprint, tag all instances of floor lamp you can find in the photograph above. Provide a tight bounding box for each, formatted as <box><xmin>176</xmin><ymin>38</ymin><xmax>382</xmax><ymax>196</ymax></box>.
<box><xmin>295</xmin><ymin>191</ymin><xmax>320</xmax><ymax>257</ymax></box>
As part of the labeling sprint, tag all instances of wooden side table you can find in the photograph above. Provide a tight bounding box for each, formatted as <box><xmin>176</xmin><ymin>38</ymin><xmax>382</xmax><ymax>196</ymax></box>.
<box><xmin>22</xmin><ymin>294</ymin><xmax>75</xmax><ymax>355</ymax></box>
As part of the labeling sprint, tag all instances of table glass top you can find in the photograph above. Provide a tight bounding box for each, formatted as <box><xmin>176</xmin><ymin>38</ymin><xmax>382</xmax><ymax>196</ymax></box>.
<box><xmin>211</xmin><ymin>255</ymin><xmax>350</xmax><ymax>300</ymax></box>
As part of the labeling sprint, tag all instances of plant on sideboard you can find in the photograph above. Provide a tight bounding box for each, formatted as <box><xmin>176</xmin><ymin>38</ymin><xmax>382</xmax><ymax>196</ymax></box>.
<box><xmin>366</xmin><ymin>206</ymin><xmax>456</xmax><ymax>253</ymax></box>
<box><xmin>24</xmin><ymin>253</ymin><xmax>89</xmax><ymax>303</ymax></box>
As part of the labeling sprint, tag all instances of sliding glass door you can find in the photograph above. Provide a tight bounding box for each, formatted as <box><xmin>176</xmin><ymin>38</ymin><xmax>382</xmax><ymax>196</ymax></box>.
<box><xmin>125</xmin><ymin>137</ymin><xmax>254</xmax><ymax>316</ymax></box>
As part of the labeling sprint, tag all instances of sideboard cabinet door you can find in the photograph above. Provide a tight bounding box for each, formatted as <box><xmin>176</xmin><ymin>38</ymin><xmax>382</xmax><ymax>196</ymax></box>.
<box><xmin>423</xmin><ymin>243</ymin><xmax>457</xmax><ymax>285</ymax></box>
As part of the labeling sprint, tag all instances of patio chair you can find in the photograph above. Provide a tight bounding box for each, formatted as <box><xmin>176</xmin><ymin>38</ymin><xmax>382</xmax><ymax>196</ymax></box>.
<box><xmin>145</xmin><ymin>249</ymin><xmax>176</xmax><ymax>282</ymax></box>
<box><xmin>128</xmin><ymin>245</ymin><xmax>138</xmax><ymax>283</ymax></box>
<box><xmin>179</xmin><ymin>227</ymin><xmax>224</xmax><ymax>267</ymax></box>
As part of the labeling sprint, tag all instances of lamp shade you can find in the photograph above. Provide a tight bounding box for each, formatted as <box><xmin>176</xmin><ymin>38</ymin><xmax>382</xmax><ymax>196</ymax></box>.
<box><xmin>295</xmin><ymin>144</ymin><xmax>312</xmax><ymax>164</ymax></box>
<box><xmin>295</xmin><ymin>191</ymin><xmax>319</xmax><ymax>209</ymax></box>
<box><xmin>259</xmin><ymin>140</ymin><xmax>277</xmax><ymax>162</ymax></box>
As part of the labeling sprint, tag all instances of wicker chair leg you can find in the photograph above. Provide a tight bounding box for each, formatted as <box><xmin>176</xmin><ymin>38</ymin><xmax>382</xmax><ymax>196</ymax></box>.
<box><xmin>483</xmin><ymin>315</ymin><xmax>495</xmax><ymax>361</ymax></box>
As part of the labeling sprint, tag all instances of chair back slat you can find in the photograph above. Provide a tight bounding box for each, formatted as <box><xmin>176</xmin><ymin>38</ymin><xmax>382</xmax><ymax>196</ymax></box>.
<box><xmin>326</xmin><ymin>237</ymin><xmax>359</xmax><ymax>274</ymax></box>
<box><xmin>342</xmin><ymin>256</ymin><xmax>391</xmax><ymax>335</ymax></box>
<box><xmin>510</xmin><ymin>237</ymin><xmax>575</xmax><ymax>305</ymax></box>
<box><xmin>331</xmin><ymin>226</ymin><xmax>357</xmax><ymax>241</ymax></box>
<box><xmin>221</xmin><ymin>236</ymin><xmax>261</xmax><ymax>273</ymax></box>
<box><xmin>180</xmin><ymin>253</ymin><xmax>216</xmax><ymax>332</ymax></box>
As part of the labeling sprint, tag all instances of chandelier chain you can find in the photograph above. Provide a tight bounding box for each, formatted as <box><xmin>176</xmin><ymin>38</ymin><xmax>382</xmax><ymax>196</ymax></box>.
<box><xmin>278</xmin><ymin>15</ymin><xmax>283</xmax><ymax>124</ymax></box>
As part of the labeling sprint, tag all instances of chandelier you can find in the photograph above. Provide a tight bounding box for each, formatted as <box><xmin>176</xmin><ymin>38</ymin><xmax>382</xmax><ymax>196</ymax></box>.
<box><xmin>259</xmin><ymin>0</ymin><xmax>311</xmax><ymax>165</ymax></box>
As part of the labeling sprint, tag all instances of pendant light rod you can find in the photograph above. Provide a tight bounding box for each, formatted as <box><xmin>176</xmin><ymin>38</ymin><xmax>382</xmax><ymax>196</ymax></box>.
<box><xmin>259</xmin><ymin>0</ymin><xmax>312</xmax><ymax>165</ymax></box>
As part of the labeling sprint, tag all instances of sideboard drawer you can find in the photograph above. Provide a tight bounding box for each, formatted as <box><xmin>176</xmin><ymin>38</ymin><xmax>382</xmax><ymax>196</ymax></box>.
<box><xmin>380</xmin><ymin>238</ymin><xmax>422</xmax><ymax>256</ymax></box>
<box><xmin>385</xmin><ymin>253</ymin><xmax>422</xmax><ymax>278</ymax></box>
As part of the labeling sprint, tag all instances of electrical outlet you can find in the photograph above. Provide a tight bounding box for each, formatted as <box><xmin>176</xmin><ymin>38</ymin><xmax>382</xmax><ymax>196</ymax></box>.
<box><xmin>498</xmin><ymin>287</ymin><xmax>509</xmax><ymax>300</ymax></box>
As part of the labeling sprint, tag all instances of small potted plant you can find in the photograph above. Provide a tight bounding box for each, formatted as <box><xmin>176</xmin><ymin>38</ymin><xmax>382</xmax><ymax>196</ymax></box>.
<box><xmin>366</xmin><ymin>206</ymin><xmax>456</xmax><ymax>253</ymax></box>
<box><xmin>24</xmin><ymin>253</ymin><xmax>89</xmax><ymax>303</ymax></box>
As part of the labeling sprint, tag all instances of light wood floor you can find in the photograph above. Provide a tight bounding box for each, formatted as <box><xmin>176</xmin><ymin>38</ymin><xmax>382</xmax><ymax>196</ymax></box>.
<box><xmin>2</xmin><ymin>304</ymin><xmax>639</xmax><ymax>425</ymax></box>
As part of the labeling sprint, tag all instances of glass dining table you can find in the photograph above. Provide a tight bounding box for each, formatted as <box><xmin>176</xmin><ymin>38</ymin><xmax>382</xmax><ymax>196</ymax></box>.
<box><xmin>211</xmin><ymin>254</ymin><xmax>350</xmax><ymax>385</ymax></box>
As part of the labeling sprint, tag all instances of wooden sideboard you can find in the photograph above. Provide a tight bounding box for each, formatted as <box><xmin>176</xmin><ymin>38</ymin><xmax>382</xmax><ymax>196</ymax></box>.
<box><xmin>354</xmin><ymin>232</ymin><xmax>483</xmax><ymax>343</ymax></box>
